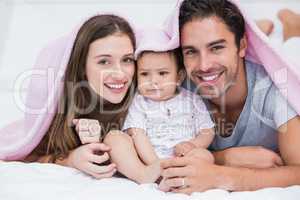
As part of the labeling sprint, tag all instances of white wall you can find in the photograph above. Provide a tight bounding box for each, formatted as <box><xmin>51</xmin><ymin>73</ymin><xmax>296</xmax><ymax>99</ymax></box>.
<box><xmin>0</xmin><ymin>0</ymin><xmax>299</xmax><ymax>126</ymax></box>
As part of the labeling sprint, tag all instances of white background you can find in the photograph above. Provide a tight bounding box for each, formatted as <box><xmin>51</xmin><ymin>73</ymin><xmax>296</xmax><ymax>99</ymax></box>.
<box><xmin>0</xmin><ymin>0</ymin><xmax>300</xmax><ymax>126</ymax></box>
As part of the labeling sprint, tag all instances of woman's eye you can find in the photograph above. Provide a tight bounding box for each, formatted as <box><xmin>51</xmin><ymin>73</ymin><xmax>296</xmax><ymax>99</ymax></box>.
<box><xmin>123</xmin><ymin>57</ymin><xmax>134</xmax><ymax>64</ymax></box>
<box><xmin>211</xmin><ymin>46</ymin><xmax>224</xmax><ymax>53</ymax></box>
<box><xmin>98</xmin><ymin>59</ymin><xmax>110</xmax><ymax>65</ymax></box>
<box><xmin>159</xmin><ymin>71</ymin><xmax>169</xmax><ymax>76</ymax></box>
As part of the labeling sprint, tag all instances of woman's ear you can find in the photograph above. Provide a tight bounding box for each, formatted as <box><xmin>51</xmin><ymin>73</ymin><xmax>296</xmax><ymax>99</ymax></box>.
<box><xmin>177</xmin><ymin>69</ymin><xmax>186</xmax><ymax>86</ymax></box>
<box><xmin>238</xmin><ymin>35</ymin><xmax>248</xmax><ymax>58</ymax></box>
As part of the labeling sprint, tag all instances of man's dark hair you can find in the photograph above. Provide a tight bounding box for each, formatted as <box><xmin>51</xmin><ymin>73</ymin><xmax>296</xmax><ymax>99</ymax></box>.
<box><xmin>179</xmin><ymin>0</ymin><xmax>245</xmax><ymax>48</ymax></box>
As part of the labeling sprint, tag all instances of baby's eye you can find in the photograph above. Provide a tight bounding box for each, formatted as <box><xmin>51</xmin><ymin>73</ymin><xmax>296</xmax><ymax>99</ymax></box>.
<box><xmin>98</xmin><ymin>59</ymin><xmax>110</xmax><ymax>65</ymax></box>
<box><xmin>159</xmin><ymin>71</ymin><xmax>169</xmax><ymax>76</ymax></box>
<box><xmin>140</xmin><ymin>72</ymin><xmax>148</xmax><ymax>76</ymax></box>
<box><xmin>184</xmin><ymin>49</ymin><xmax>196</xmax><ymax>56</ymax></box>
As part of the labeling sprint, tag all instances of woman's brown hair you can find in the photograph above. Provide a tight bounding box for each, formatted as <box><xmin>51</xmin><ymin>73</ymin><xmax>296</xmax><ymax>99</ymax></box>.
<box><xmin>31</xmin><ymin>15</ymin><xmax>136</xmax><ymax>163</ymax></box>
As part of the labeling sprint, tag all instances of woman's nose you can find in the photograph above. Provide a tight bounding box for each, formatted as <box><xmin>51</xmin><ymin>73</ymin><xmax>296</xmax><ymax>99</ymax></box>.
<box><xmin>110</xmin><ymin>63</ymin><xmax>126</xmax><ymax>79</ymax></box>
<box><xmin>111</xmin><ymin>70</ymin><xmax>125</xmax><ymax>80</ymax></box>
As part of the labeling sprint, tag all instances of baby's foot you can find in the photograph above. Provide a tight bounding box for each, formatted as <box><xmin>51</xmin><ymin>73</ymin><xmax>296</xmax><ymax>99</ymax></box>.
<box><xmin>158</xmin><ymin>177</ymin><xmax>171</xmax><ymax>192</ymax></box>
<box><xmin>256</xmin><ymin>19</ymin><xmax>274</xmax><ymax>36</ymax></box>
<box><xmin>278</xmin><ymin>9</ymin><xmax>300</xmax><ymax>41</ymax></box>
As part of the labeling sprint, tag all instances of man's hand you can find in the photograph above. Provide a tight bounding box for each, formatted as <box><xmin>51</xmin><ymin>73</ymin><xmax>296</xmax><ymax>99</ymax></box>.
<box><xmin>214</xmin><ymin>146</ymin><xmax>284</xmax><ymax>168</ymax></box>
<box><xmin>174</xmin><ymin>141</ymin><xmax>196</xmax><ymax>157</ymax></box>
<box><xmin>160</xmin><ymin>148</ymin><xmax>218</xmax><ymax>194</ymax></box>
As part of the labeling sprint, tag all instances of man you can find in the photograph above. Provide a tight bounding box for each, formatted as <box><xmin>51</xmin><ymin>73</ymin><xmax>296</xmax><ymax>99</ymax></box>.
<box><xmin>161</xmin><ymin>0</ymin><xmax>300</xmax><ymax>194</ymax></box>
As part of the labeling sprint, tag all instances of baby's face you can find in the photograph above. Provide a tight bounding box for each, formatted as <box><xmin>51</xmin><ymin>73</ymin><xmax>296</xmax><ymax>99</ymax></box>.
<box><xmin>137</xmin><ymin>52</ymin><xmax>180</xmax><ymax>101</ymax></box>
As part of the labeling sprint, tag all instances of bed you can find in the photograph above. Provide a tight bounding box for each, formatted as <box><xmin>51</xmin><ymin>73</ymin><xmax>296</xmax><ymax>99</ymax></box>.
<box><xmin>1</xmin><ymin>161</ymin><xmax>300</xmax><ymax>200</ymax></box>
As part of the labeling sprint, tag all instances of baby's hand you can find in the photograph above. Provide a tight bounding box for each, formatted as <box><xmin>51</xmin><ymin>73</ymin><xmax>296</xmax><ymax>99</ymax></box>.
<box><xmin>174</xmin><ymin>141</ymin><xmax>196</xmax><ymax>157</ymax></box>
<box><xmin>73</xmin><ymin>119</ymin><xmax>102</xmax><ymax>144</ymax></box>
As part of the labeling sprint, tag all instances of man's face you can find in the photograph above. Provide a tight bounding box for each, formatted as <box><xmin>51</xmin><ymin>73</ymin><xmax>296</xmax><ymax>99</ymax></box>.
<box><xmin>180</xmin><ymin>16</ymin><xmax>246</xmax><ymax>99</ymax></box>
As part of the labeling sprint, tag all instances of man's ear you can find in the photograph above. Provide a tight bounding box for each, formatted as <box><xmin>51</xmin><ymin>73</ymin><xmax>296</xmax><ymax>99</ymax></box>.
<box><xmin>238</xmin><ymin>35</ymin><xmax>248</xmax><ymax>58</ymax></box>
<box><xmin>177</xmin><ymin>69</ymin><xmax>186</xmax><ymax>86</ymax></box>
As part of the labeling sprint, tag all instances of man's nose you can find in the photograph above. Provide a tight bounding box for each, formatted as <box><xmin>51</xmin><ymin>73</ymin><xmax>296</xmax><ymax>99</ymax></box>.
<box><xmin>198</xmin><ymin>53</ymin><xmax>213</xmax><ymax>72</ymax></box>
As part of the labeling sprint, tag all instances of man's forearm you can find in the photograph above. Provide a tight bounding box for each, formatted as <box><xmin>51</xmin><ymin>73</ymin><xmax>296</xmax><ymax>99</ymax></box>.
<box><xmin>212</xmin><ymin>149</ymin><xmax>227</xmax><ymax>165</ymax></box>
<box><xmin>216</xmin><ymin>165</ymin><xmax>300</xmax><ymax>191</ymax></box>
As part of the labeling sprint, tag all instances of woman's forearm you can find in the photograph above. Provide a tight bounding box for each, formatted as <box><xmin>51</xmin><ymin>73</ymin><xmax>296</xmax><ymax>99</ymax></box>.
<box><xmin>23</xmin><ymin>152</ymin><xmax>73</xmax><ymax>168</ymax></box>
<box><xmin>38</xmin><ymin>155</ymin><xmax>69</xmax><ymax>166</ymax></box>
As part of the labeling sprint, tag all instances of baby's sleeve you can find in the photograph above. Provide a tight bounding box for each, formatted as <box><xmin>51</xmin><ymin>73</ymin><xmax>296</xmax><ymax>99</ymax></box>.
<box><xmin>122</xmin><ymin>94</ymin><xmax>147</xmax><ymax>131</ymax></box>
<box><xmin>192</xmin><ymin>94</ymin><xmax>215</xmax><ymax>132</ymax></box>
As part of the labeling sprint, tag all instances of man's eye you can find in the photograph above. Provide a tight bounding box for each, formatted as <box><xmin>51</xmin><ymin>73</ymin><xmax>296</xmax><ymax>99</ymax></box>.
<box><xmin>123</xmin><ymin>57</ymin><xmax>134</xmax><ymax>63</ymax></box>
<box><xmin>211</xmin><ymin>46</ymin><xmax>224</xmax><ymax>53</ymax></box>
<box><xmin>159</xmin><ymin>71</ymin><xmax>169</xmax><ymax>76</ymax></box>
<box><xmin>98</xmin><ymin>59</ymin><xmax>110</xmax><ymax>65</ymax></box>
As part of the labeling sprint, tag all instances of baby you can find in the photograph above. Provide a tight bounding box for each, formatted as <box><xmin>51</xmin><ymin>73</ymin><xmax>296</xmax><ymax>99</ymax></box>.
<box><xmin>74</xmin><ymin>30</ymin><xmax>215</xmax><ymax>191</ymax></box>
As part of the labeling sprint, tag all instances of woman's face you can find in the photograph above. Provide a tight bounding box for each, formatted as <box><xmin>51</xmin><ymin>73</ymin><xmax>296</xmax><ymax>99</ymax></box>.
<box><xmin>85</xmin><ymin>33</ymin><xmax>135</xmax><ymax>104</ymax></box>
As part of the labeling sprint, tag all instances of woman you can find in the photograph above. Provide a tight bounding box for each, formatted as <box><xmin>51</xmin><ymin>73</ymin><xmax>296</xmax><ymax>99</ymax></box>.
<box><xmin>0</xmin><ymin>14</ymin><xmax>136</xmax><ymax>179</ymax></box>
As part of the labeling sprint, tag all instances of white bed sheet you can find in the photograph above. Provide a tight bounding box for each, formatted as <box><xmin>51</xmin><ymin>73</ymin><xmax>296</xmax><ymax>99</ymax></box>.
<box><xmin>1</xmin><ymin>161</ymin><xmax>300</xmax><ymax>200</ymax></box>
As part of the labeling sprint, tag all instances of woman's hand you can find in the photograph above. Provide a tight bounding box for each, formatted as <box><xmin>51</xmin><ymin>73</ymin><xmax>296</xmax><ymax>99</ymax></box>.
<box><xmin>73</xmin><ymin>119</ymin><xmax>102</xmax><ymax>144</ymax></box>
<box><xmin>214</xmin><ymin>146</ymin><xmax>284</xmax><ymax>168</ymax></box>
<box><xmin>67</xmin><ymin>143</ymin><xmax>117</xmax><ymax>179</ymax></box>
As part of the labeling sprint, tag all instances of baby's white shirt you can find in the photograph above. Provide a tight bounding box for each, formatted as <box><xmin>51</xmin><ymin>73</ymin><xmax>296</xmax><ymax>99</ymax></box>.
<box><xmin>122</xmin><ymin>88</ymin><xmax>214</xmax><ymax>158</ymax></box>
